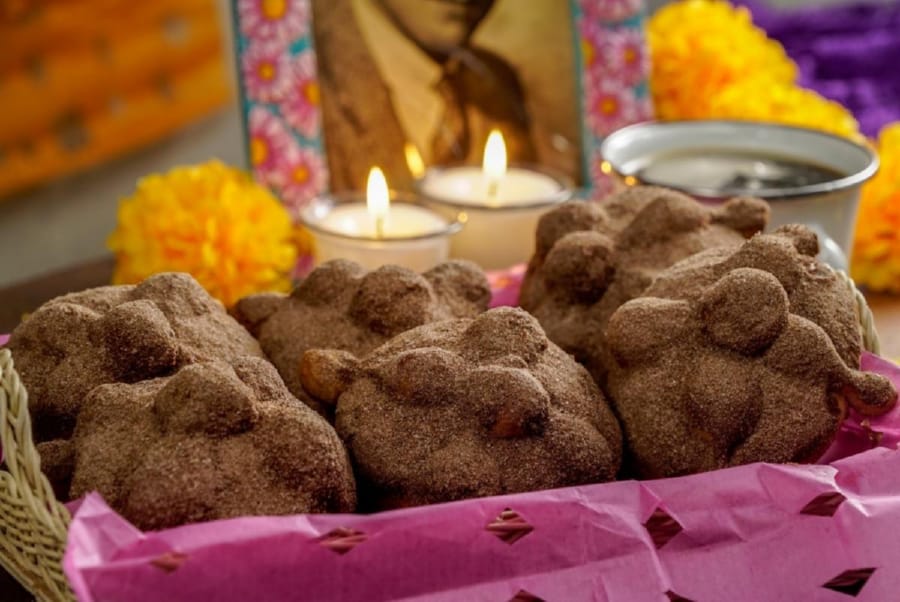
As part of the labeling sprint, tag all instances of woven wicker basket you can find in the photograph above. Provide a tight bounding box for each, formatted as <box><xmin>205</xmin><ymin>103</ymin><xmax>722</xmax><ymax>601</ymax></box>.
<box><xmin>0</xmin><ymin>271</ymin><xmax>881</xmax><ymax>602</ymax></box>
<box><xmin>0</xmin><ymin>349</ymin><xmax>73</xmax><ymax>602</ymax></box>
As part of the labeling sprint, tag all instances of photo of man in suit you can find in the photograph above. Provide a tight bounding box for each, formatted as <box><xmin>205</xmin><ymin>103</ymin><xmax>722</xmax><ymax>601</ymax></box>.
<box><xmin>311</xmin><ymin>0</ymin><xmax>580</xmax><ymax>191</ymax></box>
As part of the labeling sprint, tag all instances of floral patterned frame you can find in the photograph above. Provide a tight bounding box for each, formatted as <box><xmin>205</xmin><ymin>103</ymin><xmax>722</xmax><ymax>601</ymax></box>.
<box><xmin>233</xmin><ymin>0</ymin><xmax>651</xmax><ymax>216</ymax></box>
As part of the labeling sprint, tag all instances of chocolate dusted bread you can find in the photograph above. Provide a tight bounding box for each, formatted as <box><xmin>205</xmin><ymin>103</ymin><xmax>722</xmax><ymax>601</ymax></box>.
<box><xmin>606</xmin><ymin>265</ymin><xmax>897</xmax><ymax>479</ymax></box>
<box><xmin>6</xmin><ymin>273</ymin><xmax>264</xmax><ymax>498</ymax></box>
<box><xmin>300</xmin><ymin>307</ymin><xmax>622</xmax><ymax>510</ymax></box>
<box><xmin>233</xmin><ymin>259</ymin><xmax>491</xmax><ymax>417</ymax></box>
<box><xmin>644</xmin><ymin>225</ymin><xmax>862</xmax><ymax>368</ymax></box>
<box><xmin>70</xmin><ymin>357</ymin><xmax>356</xmax><ymax>530</ymax></box>
<box><xmin>519</xmin><ymin>186</ymin><xmax>769</xmax><ymax>383</ymax></box>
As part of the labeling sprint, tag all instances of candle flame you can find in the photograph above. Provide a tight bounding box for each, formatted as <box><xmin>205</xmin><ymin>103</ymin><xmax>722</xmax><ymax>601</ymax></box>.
<box><xmin>404</xmin><ymin>142</ymin><xmax>426</xmax><ymax>179</ymax></box>
<box><xmin>483</xmin><ymin>129</ymin><xmax>507</xmax><ymax>180</ymax></box>
<box><xmin>366</xmin><ymin>167</ymin><xmax>390</xmax><ymax>219</ymax></box>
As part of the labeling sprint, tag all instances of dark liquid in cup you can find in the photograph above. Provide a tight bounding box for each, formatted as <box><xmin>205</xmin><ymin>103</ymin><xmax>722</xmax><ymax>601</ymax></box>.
<box><xmin>634</xmin><ymin>149</ymin><xmax>846</xmax><ymax>193</ymax></box>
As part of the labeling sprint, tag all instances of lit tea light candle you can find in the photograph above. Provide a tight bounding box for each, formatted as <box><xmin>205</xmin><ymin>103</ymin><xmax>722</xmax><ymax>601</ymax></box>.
<box><xmin>418</xmin><ymin>130</ymin><xmax>572</xmax><ymax>269</ymax></box>
<box><xmin>301</xmin><ymin>167</ymin><xmax>460</xmax><ymax>272</ymax></box>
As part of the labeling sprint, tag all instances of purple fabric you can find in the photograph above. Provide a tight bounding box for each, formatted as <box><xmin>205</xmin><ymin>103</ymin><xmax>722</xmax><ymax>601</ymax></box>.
<box><xmin>738</xmin><ymin>0</ymin><xmax>900</xmax><ymax>137</ymax></box>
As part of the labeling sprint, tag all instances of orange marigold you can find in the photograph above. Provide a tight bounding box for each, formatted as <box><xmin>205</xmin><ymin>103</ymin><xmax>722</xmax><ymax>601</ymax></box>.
<box><xmin>852</xmin><ymin>123</ymin><xmax>900</xmax><ymax>293</ymax></box>
<box><xmin>648</xmin><ymin>0</ymin><xmax>796</xmax><ymax>120</ymax></box>
<box><xmin>108</xmin><ymin>160</ymin><xmax>298</xmax><ymax>306</ymax></box>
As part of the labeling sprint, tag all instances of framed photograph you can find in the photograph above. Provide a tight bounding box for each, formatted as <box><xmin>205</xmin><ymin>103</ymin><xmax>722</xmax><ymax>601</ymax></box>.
<box><xmin>233</xmin><ymin>0</ymin><xmax>651</xmax><ymax>215</ymax></box>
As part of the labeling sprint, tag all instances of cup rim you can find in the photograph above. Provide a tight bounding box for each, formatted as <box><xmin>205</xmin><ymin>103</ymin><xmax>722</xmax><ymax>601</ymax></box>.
<box><xmin>600</xmin><ymin>120</ymin><xmax>879</xmax><ymax>201</ymax></box>
<box><xmin>416</xmin><ymin>162</ymin><xmax>575</xmax><ymax>211</ymax></box>
<box><xmin>300</xmin><ymin>191</ymin><xmax>463</xmax><ymax>243</ymax></box>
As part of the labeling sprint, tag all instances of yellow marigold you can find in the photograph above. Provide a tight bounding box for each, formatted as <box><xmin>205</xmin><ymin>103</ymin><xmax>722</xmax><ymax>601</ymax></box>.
<box><xmin>852</xmin><ymin>123</ymin><xmax>900</xmax><ymax>293</ymax></box>
<box><xmin>707</xmin><ymin>78</ymin><xmax>861</xmax><ymax>140</ymax></box>
<box><xmin>648</xmin><ymin>0</ymin><xmax>796</xmax><ymax>120</ymax></box>
<box><xmin>108</xmin><ymin>160</ymin><xmax>298</xmax><ymax>306</ymax></box>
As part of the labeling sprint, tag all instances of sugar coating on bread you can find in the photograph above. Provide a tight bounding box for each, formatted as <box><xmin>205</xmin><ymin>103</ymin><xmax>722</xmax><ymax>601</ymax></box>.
<box><xmin>300</xmin><ymin>307</ymin><xmax>622</xmax><ymax>510</ymax></box>
<box><xmin>520</xmin><ymin>186</ymin><xmax>769</xmax><ymax>382</ymax></box>
<box><xmin>6</xmin><ymin>273</ymin><xmax>264</xmax><ymax>498</ymax></box>
<box><xmin>233</xmin><ymin>259</ymin><xmax>491</xmax><ymax>416</ymax></box>
<box><xmin>70</xmin><ymin>357</ymin><xmax>356</xmax><ymax>530</ymax></box>
<box><xmin>645</xmin><ymin>225</ymin><xmax>861</xmax><ymax>368</ymax></box>
<box><xmin>7</xmin><ymin>273</ymin><xmax>263</xmax><ymax>444</ymax></box>
<box><xmin>606</xmin><ymin>266</ymin><xmax>897</xmax><ymax>479</ymax></box>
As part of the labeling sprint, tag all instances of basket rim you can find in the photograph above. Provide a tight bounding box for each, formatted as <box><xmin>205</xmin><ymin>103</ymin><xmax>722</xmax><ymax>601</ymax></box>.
<box><xmin>0</xmin><ymin>348</ymin><xmax>74</xmax><ymax>602</ymax></box>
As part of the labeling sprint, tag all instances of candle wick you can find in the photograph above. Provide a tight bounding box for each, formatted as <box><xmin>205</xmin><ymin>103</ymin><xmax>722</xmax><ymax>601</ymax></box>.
<box><xmin>375</xmin><ymin>215</ymin><xmax>385</xmax><ymax>240</ymax></box>
<box><xmin>487</xmin><ymin>178</ymin><xmax>499</xmax><ymax>199</ymax></box>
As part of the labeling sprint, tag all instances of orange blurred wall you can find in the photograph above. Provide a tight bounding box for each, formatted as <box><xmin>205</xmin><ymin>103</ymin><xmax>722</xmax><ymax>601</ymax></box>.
<box><xmin>0</xmin><ymin>0</ymin><xmax>231</xmax><ymax>199</ymax></box>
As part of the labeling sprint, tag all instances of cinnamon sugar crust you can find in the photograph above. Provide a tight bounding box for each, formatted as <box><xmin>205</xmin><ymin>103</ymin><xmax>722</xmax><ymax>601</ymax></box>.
<box><xmin>520</xmin><ymin>186</ymin><xmax>769</xmax><ymax>383</ymax></box>
<box><xmin>233</xmin><ymin>259</ymin><xmax>491</xmax><ymax>417</ymax></box>
<box><xmin>301</xmin><ymin>307</ymin><xmax>623</xmax><ymax>510</ymax></box>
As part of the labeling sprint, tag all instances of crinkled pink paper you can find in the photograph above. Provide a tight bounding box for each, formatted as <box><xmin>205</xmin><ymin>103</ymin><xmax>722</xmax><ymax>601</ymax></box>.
<box><xmin>20</xmin><ymin>273</ymin><xmax>899</xmax><ymax>601</ymax></box>
<box><xmin>486</xmin><ymin>264</ymin><xmax>527</xmax><ymax>308</ymax></box>
<box><xmin>487</xmin><ymin>264</ymin><xmax>527</xmax><ymax>309</ymax></box>
<box><xmin>65</xmin><ymin>443</ymin><xmax>900</xmax><ymax>601</ymax></box>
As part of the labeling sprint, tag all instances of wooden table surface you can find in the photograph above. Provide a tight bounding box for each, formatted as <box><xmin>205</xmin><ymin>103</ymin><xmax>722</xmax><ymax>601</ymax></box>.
<box><xmin>0</xmin><ymin>259</ymin><xmax>898</xmax><ymax>601</ymax></box>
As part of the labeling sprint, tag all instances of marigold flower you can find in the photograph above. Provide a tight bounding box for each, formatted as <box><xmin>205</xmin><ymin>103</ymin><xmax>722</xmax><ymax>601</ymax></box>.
<box><xmin>648</xmin><ymin>0</ymin><xmax>796</xmax><ymax>121</ymax></box>
<box><xmin>852</xmin><ymin>123</ymin><xmax>900</xmax><ymax>293</ymax></box>
<box><xmin>108</xmin><ymin>160</ymin><xmax>298</xmax><ymax>306</ymax></box>
<box><xmin>707</xmin><ymin>78</ymin><xmax>861</xmax><ymax>140</ymax></box>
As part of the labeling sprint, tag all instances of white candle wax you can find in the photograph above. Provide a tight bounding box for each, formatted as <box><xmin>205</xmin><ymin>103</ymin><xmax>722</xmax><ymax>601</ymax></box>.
<box><xmin>319</xmin><ymin>203</ymin><xmax>448</xmax><ymax>238</ymax></box>
<box><xmin>419</xmin><ymin>167</ymin><xmax>569</xmax><ymax>270</ymax></box>
<box><xmin>421</xmin><ymin>166</ymin><xmax>562</xmax><ymax>206</ymax></box>
<box><xmin>302</xmin><ymin>199</ymin><xmax>455</xmax><ymax>272</ymax></box>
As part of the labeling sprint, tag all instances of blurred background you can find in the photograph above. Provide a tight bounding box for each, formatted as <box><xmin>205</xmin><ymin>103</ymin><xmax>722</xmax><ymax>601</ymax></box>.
<box><xmin>0</xmin><ymin>0</ymin><xmax>239</xmax><ymax>286</ymax></box>
<box><xmin>0</xmin><ymin>0</ymin><xmax>894</xmax><ymax>287</ymax></box>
